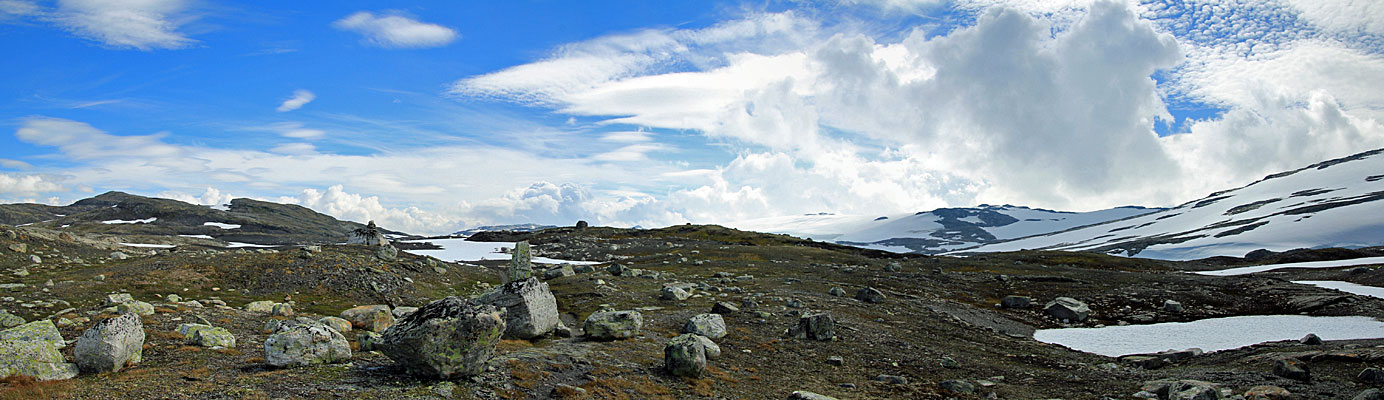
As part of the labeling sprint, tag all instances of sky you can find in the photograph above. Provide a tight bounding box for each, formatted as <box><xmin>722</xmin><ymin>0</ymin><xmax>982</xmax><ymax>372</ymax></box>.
<box><xmin>1</xmin><ymin>0</ymin><xmax>1382</xmax><ymax>235</ymax></box>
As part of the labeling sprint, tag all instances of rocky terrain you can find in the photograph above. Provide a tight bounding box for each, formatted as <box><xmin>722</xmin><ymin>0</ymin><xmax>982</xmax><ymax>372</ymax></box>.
<box><xmin>2</xmin><ymin>219</ymin><xmax>1384</xmax><ymax>399</ymax></box>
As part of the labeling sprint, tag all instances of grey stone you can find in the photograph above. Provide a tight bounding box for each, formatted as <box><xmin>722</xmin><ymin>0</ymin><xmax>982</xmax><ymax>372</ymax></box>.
<box><xmin>606</xmin><ymin>263</ymin><xmax>630</xmax><ymax>276</ymax></box>
<box><xmin>826</xmin><ymin>356</ymin><xmax>843</xmax><ymax>366</ymax></box>
<box><xmin>582</xmin><ymin>310</ymin><xmax>643</xmax><ymax>340</ymax></box>
<box><xmin>507</xmin><ymin>241</ymin><xmax>533</xmax><ymax>282</ymax></box>
<box><xmin>664</xmin><ymin>333</ymin><xmax>707</xmax><ymax>378</ymax></box>
<box><xmin>264</xmin><ymin>319</ymin><xmax>351</xmax><ymax>367</ymax></box>
<box><xmin>1300</xmin><ymin>333</ymin><xmax>1322</xmax><ymax>345</ymax></box>
<box><xmin>682</xmin><ymin>313</ymin><xmax>727</xmax><ymax>339</ymax></box>
<box><xmin>1044</xmin><ymin>297</ymin><xmax>1090</xmax><ymax>322</ymax></box>
<box><xmin>189</xmin><ymin>326</ymin><xmax>235</xmax><ymax>348</ymax></box>
<box><xmin>544</xmin><ymin>265</ymin><xmax>575</xmax><ymax>280</ymax></box>
<box><xmin>661</xmin><ymin>286</ymin><xmax>690</xmax><ymax>301</ymax></box>
<box><xmin>788</xmin><ymin>312</ymin><xmax>834</xmax><ymax>341</ymax></box>
<box><xmin>1273</xmin><ymin>358</ymin><xmax>1310</xmax><ymax>381</ymax></box>
<box><xmin>378</xmin><ymin>296</ymin><xmax>505</xmax><ymax>379</ymax></box>
<box><xmin>0</xmin><ymin>330</ymin><xmax>78</xmax><ymax>381</ymax></box>
<box><xmin>939</xmin><ymin>379</ymin><xmax>974</xmax><ymax>394</ymax></box>
<box><xmin>7</xmin><ymin>243</ymin><xmax>24</xmax><ymax>253</ymax></box>
<box><xmin>106</xmin><ymin>293</ymin><xmax>134</xmax><ymax>305</ymax></box>
<box><xmin>271</xmin><ymin>303</ymin><xmax>294</xmax><ymax>317</ymax></box>
<box><xmin>341</xmin><ymin>304</ymin><xmax>395</xmax><ymax>332</ymax></box>
<box><xmin>1001</xmin><ymin>295</ymin><xmax>1031</xmax><ymax>308</ymax></box>
<box><xmin>0</xmin><ymin>310</ymin><xmax>24</xmax><ymax>328</ymax></box>
<box><xmin>374</xmin><ymin>245</ymin><xmax>398</xmax><ymax>261</ymax></box>
<box><xmin>692</xmin><ymin>334</ymin><xmax>721</xmax><ymax>360</ymax></box>
<box><xmin>0</xmin><ymin>320</ymin><xmax>64</xmax><ymax>348</ymax></box>
<box><xmin>789</xmin><ymin>391</ymin><xmax>840</xmax><ymax>400</ymax></box>
<box><xmin>855</xmin><ymin>287</ymin><xmax>886</xmax><ymax>304</ymax></box>
<box><xmin>476</xmin><ymin>277</ymin><xmax>559</xmax><ymax>339</ymax></box>
<box><xmin>115</xmin><ymin>301</ymin><xmax>155</xmax><ymax>316</ymax></box>
<box><xmin>75</xmin><ymin>313</ymin><xmax>145</xmax><ymax>373</ymax></box>
<box><xmin>711</xmin><ymin>301</ymin><xmax>740</xmax><ymax>314</ymax></box>
<box><xmin>244</xmin><ymin>300</ymin><xmax>277</xmax><ymax>313</ymax></box>
<box><xmin>109</xmin><ymin>252</ymin><xmax>128</xmax><ymax>260</ymax></box>
<box><xmin>1360</xmin><ymin>367</ymin><xmax>1384</xmax><ymax>384</ymax></box>
<box><xmin>1164</xmin><ymin>299</ymin><xmax>1184</xmax><ymax>313</ymax></box>
<box><xmin>319</xmin><ymin>316</ymin><xmax>352</xmax><ymax>333</ymax></box>
<box><xmin>358</xmin><ymin>331</ymin><xmax>382</xmax><ymax>352</ymax></box>
<box><xmin>875</xmin><ymin>374</ymin><xmax>907</xmax><ymax>384</ymax></box>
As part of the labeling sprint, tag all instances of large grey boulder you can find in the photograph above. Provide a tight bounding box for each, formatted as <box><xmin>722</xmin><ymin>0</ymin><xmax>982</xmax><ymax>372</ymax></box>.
<box><xmin>664</xmin><ymin>334</ymin><xmax>707</xmax><ymax>378</ymax></box>
<box><xmin>0</xmin><ymin>324</ymin><xmax>78</xmax><ymax>381</ymax></box>
<box><xmin>1044</xmin><ymin>297</ymin><xmax>1090</xmax><ymax>322</ymax></box>
<box><xmin>682</xmin><ymin>314</ymin><xmax>727</xmax><ymax>339</ymax></box>
<box><xmin>341</xmin><ymin>304</ymin><xmax>395</xmax><ymax>332</ymax></box>
<box><xmin>476</xmin><ymin>277</ymin><xmax>558</xmax><ymax>339</ymax></box>
<box><xmin>544</xmin><ymin>265</ymin><xmax>575</xmax><ymax>280</ymax></box>
<box><xmin>582</xmin><ymin>310</ymin><xmax>643</xmax><ymax>340</ymax></box>
<box><xmin>661</xmin><ymin>286</ymin><xmax>690</xmax><ymax>301</ymax></box>
<box><xmin>75</xmin><ymin>313</ymin><xmax>145</xmax><ymax>373</ymax></box>
<box><xmin>264</xmin><ymin>319</ymin><xmax>351</xmax><ymax>367</ymax></box>
<box><xmin>788</xmin><ymin>312</ymin><xmax>834</xmax><ymax>341</ymax></box>
<box><xmin>378</xmin><ymin>296</ymin><xmax>506</xmax><ymax>379</ymax></box>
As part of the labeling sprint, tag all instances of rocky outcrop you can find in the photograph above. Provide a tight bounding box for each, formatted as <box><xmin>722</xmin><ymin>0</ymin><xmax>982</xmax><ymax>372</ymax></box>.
<box><xmin>477</xmin><ymin>277</ymin><xmax>559</xmax><ymax>339</ymax></box>
<box><xmin>583</xmin><ymin>310</ymin><xmax>643</xmax><ymax>340</ymax></box>
<box><xmin>264</xmin><ymin>319</ymin><xmax>351</xmax><ymax>367</ymax></box>
<box><xmin>75</xmin><ymin>313</ymin><xmax>145</xmax><ymax>373</ymax></box>
<box><xmin>377</xmin><ymin>296</ymin><xmax>506</xmax><ymax>379</ymax></box>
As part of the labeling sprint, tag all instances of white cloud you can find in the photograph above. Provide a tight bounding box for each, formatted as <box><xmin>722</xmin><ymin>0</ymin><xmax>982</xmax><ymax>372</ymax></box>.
<box><xmin>157</xmin><ymin>187</ymin><xmax>234</xmax><ymax>206</ymax></box>
<box><xmin>333</xmin><ymin>11</ymin><xmax>457</xmax><ymax>49</ymax></box>
<box><xmin>276</xmin><ymin>89</ymin><xmax>316</xmax><ymax>112</ymax></box>
<box><xmin>0</xmin><ymin>173</ymin><xmax>64</xmax><ymax>197</ymax></box>
<box><xmin>1286</xmin><ymin>0</ymin><xmax>1384</xmax><ymax>35</ymax></box>
<box><xmin>288</xmin><ymin>185</ymin><xmax>459</xmax><ymax>234</ymax></box>
<box><xmin>51</xmin><ymin>0</ymin><xmax>197</xmax><ymax>50</ymax></box>
<box><xmin>599</xmin><ymin>131</ymin><xmax>652</xmax><ymax>143</ymax></box>
<box><xmin>257</xmin><ymin>121</ymin><xmax>325</xmax><ymax>139</ymax></box>
<box><xmin>16</xmin><ymin>117</ymin><xmax>182</xmax><ymax>160</ymax></box>
<box><xmin>269</xmin><ymin>143</ymin><xmax>317</xmax><ymax>155</ymax></box>
<box><xmin>0</xmin><ymin>159</ymin><xmax>33</xmax><ymax>169</ymax></box>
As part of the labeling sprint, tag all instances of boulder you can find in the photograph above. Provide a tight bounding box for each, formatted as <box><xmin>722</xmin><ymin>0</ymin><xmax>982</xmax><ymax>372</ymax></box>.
<box><xmin>939</xmin><ymin>379</ymin><xmax>974</xmax><ymax>394</ymax></box>
<box><xmin>0</xmin><ymin>310</ymin><xmax>24</xmax><ymax>328</ymax></box>
<box><xmin>693</xmin><ymin>334</ymin><xmax>721</xmax><ymax>360</ymax></box>
<box><xmin>105</xmin><ymin>293</ymin><xmax>134</xmax><ymax>305</ymax></box>
<box><xmin>661</xmin><ymin>286</ymin><xmax>690</xmax><ymax>301</ymax></box>
<box><xmin>582</xmin><ymin>310</ymin><xmax>643</xmax><ymax>340</ymax></box>
<box><xmin>0</xmin><ymin>320</ymin><xmax>64</xmax><ymax>348</ymax></box>
<box><xmin>544</xmin><ymin>265</ymin><xmax>575</xmax><ymax>280</ymax></box>
<box><xmin>358</xmin><ymin>331</ymin><xmax>383</xmax><ymax>352</ymax></box>
<box><xmin>6</xmin><ymin>243</ymin><xmax>24</xmax><ymax>253</ymax></box>
<box><xmin>828</xmin><ymin>287</ymin><xmax>846</xmax><ymax>297</ymax></box>
<box><xmin>682</xmin><ymin>313</ymin><xmax>727</xmax><ymax>339</ymax></box>
<box><xmin>189</xmin><ymin>326</ymin><xmax>235</xmax><ymax>348</ymax></box>
<box><xmin>664</xmin><ymin>334</ymin><xmax>707</xmax><ymax>378</ymax></box>
<box><xmin>855</xmin><ymin>287</ymin><xmax>886</xmax><ymax>304</ymax></box>
<box><xmin>1000</xmin><ymin>295</ymin><xmax>1031</xmax><ymax>308</ymax></box>
<box><xmin>1360</xmin><ymin>367</ymin><xmax>1384</xmax><ymax>384</ymax></box>
<box><xmin>1244</xmin><ymin>385</ymin><xmax>1292</xmax><ymax>400</ymax></box>
<box><xmin>1164</xmin><ymin>299</ymin><xmax>1184</xmax><ymax>313</ymax></box>
<box><xmin>271</xmin><ymin>303</ymin><xmax>295</xmax><ymax>317</ymax></box>
<box><xmin>1168</xmin><ymin>380</ymin><xmax>1220</xmax><ymax>400</ymax></box>
<box><xmin>341</xmin><ymin>305</ymin><xmax>395</xmax><ymax>332</ymax></box>
<box><xmin>374</xmin><ymin>245</ymin><xmax>398</xmax><ymax>261</ymax></box>
<box><xmin>264</xmin><ymin>319</ymin><xmax>351</xmax><ymax>367</ymax></box>
<box><xmin>476</xmin><ymin>277</ymin><xmax>559</xmax><ymax>339</ymax></box>
<box><xmin>711</xmin><ymin>301</ymin><xmax>740</xmax><ymax>314</ymax></box>
<box><xmin>1273</xmin><ymin>358</ymin><xmax>1310</xmax><ymax>381</ymax></box>
<box><xmin>0</xmin><ymin>332</ymin><xmax>78</xmax><ymax>381</ymax></box>
<box><xmin>606</xmin><ymin>263</ymin><xmax>631</xmax><ymax>276</ymax></box>
<box><xmin>788</xmin><ymin>312</ymin><xmax>834</xmax><ymax>341</ymax></box>
<box><xmin>109</xmin><ymin>251</ymin><xmax>128</xmax><ymax>260</ymax></box>
<box><xmin>377</xmin><ymin>296</ymin><xmax>505</xmax><ymax>379</ymax></box>
<box><xmin>115</xmin><ymin>301</ymin><xmax>155</xmax><ymax>316</ymax></box>
<box><xmin>789</xmin><ymin>391</ymin><xmax>840</xmax><ymax>400</ymax></box>
<box><xmin>392</xmin><ymin>306</ymin><xmax>419</xmax><ymax>319</ymax></box>
<box><xmin>1044</xmin><ymin>297</ymin><xmax>1090</xmax><ymax>322</ymax></box>
<box><xmin>178</xmin><ymin>323</ymin><xmax>212</xmax><ymax>337</ymax></box>
<box><xmin>1300</xmin><ymin>333</ymin><xmax>1323</xmax><ymax>345</ymax></box>
<box><xmin>74</xmin><ymin>313</ymin><xmax>145</xmax><ymax>373</ymax></box>
<box><xmin>319</xmin><ymin>317</ymin><xmax>352</xmax><ymax>333</ymax></box>
<box><xmin>244</xmin><ymin>300</ymin><xmax>277</xmax><ymax>313</ymax></box>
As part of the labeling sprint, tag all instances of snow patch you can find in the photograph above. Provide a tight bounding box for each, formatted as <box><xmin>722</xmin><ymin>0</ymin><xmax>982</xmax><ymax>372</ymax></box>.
<box><xmin>203</xmin><ymin>222</ymin><xmax>241</xmax><ymax>229</ymax></box>
<box><xmin>1194</xmin><ymin>256</ymin><xmax>1384</xmax><ymax>276</ymax></box>
<box><xmin>119</xmin><ymin>243</ymin><xmax>175</xmax><ymax>248</ymax></box>
<box><xmin>401</xmin><ymin>238</ymin><xmax>601</xmax><ymax>265</ymax></box>
<box><xmin>1293</xmin><ymin>281</ymin><xmax>1384</xmax><ymax>299</ymax></box>
<box><xmin>178</xmin><ymin>234</ymin><xmax>214</xmax><ymax>239</ymax></box>
<box><xmin>102</xmin><ymin>218</ymin><xmax>157</xmax><ymax>224</ymax></box>
<box><xmin>1035</xmin><ymin>315</ymin><xmax>1384</xmax><ymax>356</ymax></box>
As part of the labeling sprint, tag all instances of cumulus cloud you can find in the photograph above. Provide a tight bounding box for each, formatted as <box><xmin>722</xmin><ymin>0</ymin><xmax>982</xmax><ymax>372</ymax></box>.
<box><xmin>50</xmin><ymin>0</ymin><xmax>197</xmax><ymax>50</ymax></box>
<box><xmin>0</xmin><ymin>173</ymin><xmax>64</xmax><ymax>197</ymax></box>
<box><xmin>157</xmin><ymin>187</ymin><xmax>234</xmax><ymax>206</ymax></box>
<box><xmin>286</xmin><ymin>185</ymin><xmax>460</xmax><ymax>234</ymax></box>
<box><xmin>333</xmin><ymin>11</ymin><xmax>457</xmax><ymax>49</ymax></box>
<box><xmin>276</xmin><ymin>89</ymin><xmax>315</xmax><ymax>112</ymax></box>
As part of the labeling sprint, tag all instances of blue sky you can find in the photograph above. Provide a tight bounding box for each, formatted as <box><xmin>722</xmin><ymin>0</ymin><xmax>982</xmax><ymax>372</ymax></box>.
<box><xmin>1</xmin><ymin>0</ymin><xmax>1382</xmax><ymax>234</ymax></box>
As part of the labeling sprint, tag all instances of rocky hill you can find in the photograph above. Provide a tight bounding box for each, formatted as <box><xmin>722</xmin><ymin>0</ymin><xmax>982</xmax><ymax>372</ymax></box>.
<box><xmin>0</xmin><ymin>191</ymin><xmax>401</xmax><ymax>246</ymax></box>
<box><xmin>961</xmin><ymin>148</ymin><xmax>1384</xmax><ymax>260</ymax></box>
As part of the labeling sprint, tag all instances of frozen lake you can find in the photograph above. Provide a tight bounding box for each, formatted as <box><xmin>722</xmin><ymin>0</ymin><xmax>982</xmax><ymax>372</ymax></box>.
<box><xmin>1034</xmin><ymin>315</ymin><xmax>1384</xmax><ymax>356</ymax></box>
<box><xmin>1193</xmin><ymin>256</ymin><xmax>1384</xmax><ymax>276</ymax></box>
<box><xmin>401</xmin><ymin>238</ymin><xmax>602</xmax><ymax>265</ymax></box>
<box><xmin>1293</xmin><ymin>281</ymin><xmax>1384</xmax><ymax>299</ymax></box>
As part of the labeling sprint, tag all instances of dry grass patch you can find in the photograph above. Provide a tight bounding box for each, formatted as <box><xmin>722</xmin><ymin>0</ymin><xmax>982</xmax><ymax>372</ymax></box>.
<box><xmin>0</xmin><ymin>375</ymin><xmax>76</xmax><ymax>400</ymax></box>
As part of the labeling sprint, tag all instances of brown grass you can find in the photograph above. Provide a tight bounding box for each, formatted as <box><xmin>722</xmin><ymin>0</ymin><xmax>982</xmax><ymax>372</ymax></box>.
<box><xmin>177</xmin><ymin>345</ymin><xmax>201</xmax><ymax>353</ymax></box>
<box><xmin>682</xmin><ymin>377</ymin><xmax>714</xmax><ymax>396</ymax></box>
<box><xmin>0</xmin><ymin>375</ymin><xmax>75</xmax><ymax>400</ymax></box>
<box><xmin>497</xmin><ymin>339</ymin><xmax>533</xmax><ymax>352</ymax></box>
<box><xmin>213</xmin><ymin>348</ymin><xmax>241</xmax><ymax>356</ymax></box>
<box><xmin>244</xmin><ymin>356</ymin><xmax>265</xmax><ymax>364</ymax></box>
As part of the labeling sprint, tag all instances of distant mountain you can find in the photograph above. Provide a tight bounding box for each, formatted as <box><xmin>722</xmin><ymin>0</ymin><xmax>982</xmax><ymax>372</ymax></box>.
<box><xmin>0</xmin><ymin>191</ymin><xmax>397</xmax><ymax>245</ymax></box>
<box><xmin>726</xmin><ymin>205</ymin><xmax>1159</xmax><ymax>254</ymax></box>
<box><xmin>452</xmin><ymin>223</ymin><xmax>557</xmax><ymax>237</ymax></box>
<box><xmin>960</xmin><ymin>148</ymin><xmax>1384</xmax><ymax>260</ymax></box>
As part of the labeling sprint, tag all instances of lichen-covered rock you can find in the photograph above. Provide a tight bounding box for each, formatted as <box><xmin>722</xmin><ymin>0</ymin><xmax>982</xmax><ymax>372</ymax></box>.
<box><xmin>264</xmin><ymin>319</ymin><xmax>351</xmax><ymax>367</ymax></box>
<box><xmin>0</xmin><ymin>336</ymin><xmax>78</xmax><ymax>381</ymax></box>
<box><xmin>788</xmin><ymin>312</ymin><xmax>834</xmax><ymax>341</ymax></box>
<box><xmin>105</xmin><ymin>293</ymin><xmax>134</xmax><ymax>305</ymax></box>
<box><xmin>244</xmin><ymin>300</ymin><xmax>277</xmax><ymax>313</ymax></box>
<box><xmin>178</xmin><ymin>323</ymin><xmax>212</xmax><ymax>337</ymax></box>
<box><xmin>75</xmin><ymin>313</ymin><xmax>145</xmax><ymax>373</ymax></box>
<box><xmin>341</xmin><ymin>305</ymin><xmax>395</xmax><ymax>332</ymax></box>
<box><xmin>358</xmin><ymin>331</ymin><xmax>383</xmax><ymax>352</ymax></box>
<box><xmin>544</xmin><ymin>265</ymin><xmax>575</xmax><ymax>280</ymax></box>
<box><xmin>319</xmin><ymin>316</ymin><xmax>352</xmax><ymax>333</ymax></box>
<box><xmin>0</xmin><ymin>320</ymin><xmax>64</xmax><ymax>348</ymax></box>
<box><xmin>693</xmin><ymin>334</ymin><xmax>721</xmax><ymax>360</ymax></box>
<box><xmin>661</xmin><ymin>286</ymin><xmax>690</xmax><ymax>301</ymax></box>
<box><xmin>271</xmin><ymin>303</ymin><xmax>295</xmax><ymax>317</ymax></box>
<box><xmin>1044</xmin><ymin>297</ymin><xmax>1090</xmax><ymax>322</ymax></box>
<box><xmin>855</xmin><ymin>287</ymin><xmax>886</xmax><ymax>303</ymax></box>
<box><xmin>582</xmin><ymin>310</ymin><xmax>643</xmax><ymax>340</ymax></box>
<box><xmin>508</xmin><ymin>241</ymin><xmax>533</xmax><ymax>282</ymax></box>
<box><xmin>189</xmin><ymin>326</ymin><xmax>235</xmax><ymax>348</ymax></box>
<box><xmin>682</xmin><ymin>314</ymin><xmax>727</xmax><ymax>339</ymax></box>
<box><xmin>0</xmin><ymin>310</ymin><xmax>24</xmax><ymax>328</ymax></box>
<box><xmin>664</xmin><ymin>334</ymin><xmax>707</xmax><ymax>378</ymax></box>
<box><xmin>476</xmin><ymin>277</ymin><xmax>558</xmax><ymax>339</ymax></box>
<box><xmin>115</xmin><ymin>301</ymin><xmax>155</xmax><ymax>316</ymax></box>
<box><xmin>392</xmin><ymin>307</ymin><xmax>419</xmax><ymax>319</ymax></box>
<box><xmin>378</xmin><ymin>296</ymin><xmax>506</xmax><ymax>379</ymax></box>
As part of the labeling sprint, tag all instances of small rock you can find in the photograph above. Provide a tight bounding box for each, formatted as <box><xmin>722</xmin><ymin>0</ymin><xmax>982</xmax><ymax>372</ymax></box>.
<box><xmin>711</xmin><ymin>301</ymin><xmax>740</xmax><ymax>314</ymax></box>
<box><xmin>105</xmin><ymin>293</ymin><xmax>134</xmax><ymax>305</ymax></box>
<box><xmin>788</xmin><ymin>312</ymin><xmax>834</xmax><ymax>341</ymax></box>
<box><xmin>189</xmin><ymin>327</ymin><xmax>235</xmax><ymax>348</ymax></box>
<box><xmin>1299</xmin><ymin>333</ymin><xmax>1322</xmax><ymax>345</ymax></box>
<box><xmin>357</xmin><ymin>331</ymin><xmax>383</xmax><ymax>352</ymax></box>
<box><xmin>682</xmin><ymin>314</ymin><xmax>727</xmax><ymax>339</ymax></box>
<box><xmin>28</xmin><ymin>255</ymin><xmax>40</xmax><ymax>264</ymax></box>
<box><xmin>855</xmin><ymin>287</ymin><xmax>886</xmax><ymax>304</ymax></box>
<box><xmin>271</xmin><ymin>303</ymin><xmax>294</xmax><ymax>317</ymax></box>
<box><xmin>544</xmin><ymin>265</ymin><xmax>575</xmax><ymax>280</ymax></box>
<box><xmin>828</xmin><ymin>287</ymin><xmax>846</xmax><ymax>297</ymax></box>
<box><xmin>606</xmin><ymin>263</ymin><xmax>631</xmax><ymax>276</ymax></box>
<box><xmin>661</xmin><ymin>286</ymin><xmax>691</xmax><ymax>301</ymax></box>
<box><xmin>341</xmin><ymin>305</ymin><xmax>395</xmax><ymax>332</ymax></box>
<box><xmin>243</xmin><ymin>300</ymin><xmax>277</xmax><ymax>313</ymax></box>
<box><xmin>789</xmin><ymin>391</ymin><xmax>840</xmax><ymax>400</ymax></box>
<box><xmin>74</xmin><ymin>313</ymin><xmax>144</xmax><ymax>373</ymax></box>
<box><xmin>166</xmin><ymin>294</ymin><xmax>181</xmax><ymax>302</ymax></box>
<box><xmin>115</xmin><ymin>301</ymin><xmax>154</xmax><ymax>316</ymax></box>
<box><xmin>552</xmin><ymin>383</ymin><xmax>588</xmax><ymax>398</ymax></box>
<box><xmin>1273</xmin><ymin>358</ymin><xmax>1310</xmax><ymax>381</ymax></box>
<box><xmin>583</xmin><ymin>310</ymin><xmax>643</xmax><ymax>340</ymax></box>
<box><xmin>874</xmin><ymin>374</ymin><xmax>907</xmax><ymax>384</ymax></box>
<box><xmin>374</xmin><ymin>245</ymin><xmax>397</xmax><ymax>261</ymax></box>
<box><xmin>6</xmin><ymin>243</ymin><xmax>24</xmax><ymax>253</ymax></box>
<box><xmin>0</xmin><ymin>310</ymin><xmax>26</xmax><ymax>328</ymax></box>
<box><xmin>1000</xmin><ymin>295</ymin><xmax>1031</xmax><ymax>308</ymax></box>
<box><xmin>939</xmin><ymin>379</ymin><xmax>974</xmax><ymax>394</ymax></box>
<box><xmin>109</xmin><ymin>252</ymin><xmax>128</xmax><ymax>260</ymax></box>
<box><xmin>1244</xmin><ymin>385</ymin><xmax>1292</xmax><ymax>400</ymax></box>
<box><xmin>1164</xmin><ymin>300</ymin><xmax>1184</xmax><ymax>313</ymax></box>
<box><xmin>941</xmin><ymin>356</ymin><xmax>959</xmax><ymax>368</ymax></box>
<box><xmin>826</xmin><ymin>356</ymin><xmax>843</xmax><ymax>366</ymax></box>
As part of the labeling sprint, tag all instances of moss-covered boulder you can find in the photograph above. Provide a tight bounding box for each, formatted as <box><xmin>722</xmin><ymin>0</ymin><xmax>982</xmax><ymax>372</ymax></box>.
<box><xmin>0</xmin><ymin>320</ymin><xmax>64</xmax><ymax>348</ymax></box>
<box><xmin>583</xmin><ymin>310</ymin><xmax>643</xmax><ymax>340</ymax></box>
<box><xmin>377</xmin><ymin>296</ymin><xmax>505</xmax><ymax>379</ymax></box>
<box><xmin>0</xmin><ymin>337</ymin><xmax>78</xmax><ymax>381</ymax></box>
<box><xmin>189</xmin><ymin>327</ymin><xmax>235</xmax><ymax>348</ymax></box>
<box><xmin>664</xmin><ymin>334</ymin><xmax>707</xmax><ymax>378</ymax></box>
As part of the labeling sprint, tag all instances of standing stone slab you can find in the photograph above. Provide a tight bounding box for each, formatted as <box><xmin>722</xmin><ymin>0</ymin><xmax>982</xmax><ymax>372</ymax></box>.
<box><xmin>378</xmin><ymin>296</ymin><xmax>506</xmax><ymax>379</ymax></box>
<box><xmin>264</xmin><ymin>319</ymin><xmax>351</xmax><ymax>367</ymax></box>
<box><xmin>508</xmin><ymin>241</ymin><xmax>533</xmax><ymax>282</ymax></box>
<box><xmin>476</xmin><ymin>277</ymin><xmax>558</xmax><ymax>339</ymax></box>
<box><xmin>75</xmin><ymin>313</ymin><xmax>145</xmax><ymax>373</ymax></box>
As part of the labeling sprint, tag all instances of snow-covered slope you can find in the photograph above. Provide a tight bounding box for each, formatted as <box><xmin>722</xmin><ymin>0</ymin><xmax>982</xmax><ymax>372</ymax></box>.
<box><xmin>960</xmin><ymin>148</ymin><xmax>1384</xmax><ymax>260</ymax></box>
<box><xmin>726</xmin><ymin>205</ymin><xmax>1158</xmax><ymax>254</ymax></box>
